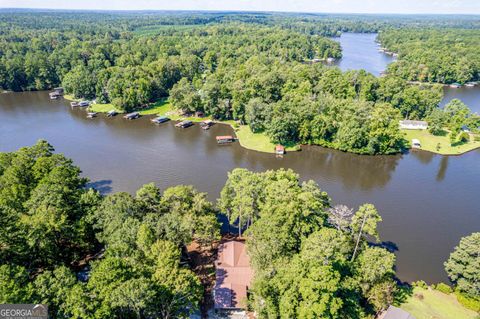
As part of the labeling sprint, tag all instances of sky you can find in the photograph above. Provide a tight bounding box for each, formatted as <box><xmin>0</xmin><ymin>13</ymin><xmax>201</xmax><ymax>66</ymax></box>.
<box><xmin>0</xmin><ymin>0</ymin><xmax>479</xmax><ymax>14</ymax></box>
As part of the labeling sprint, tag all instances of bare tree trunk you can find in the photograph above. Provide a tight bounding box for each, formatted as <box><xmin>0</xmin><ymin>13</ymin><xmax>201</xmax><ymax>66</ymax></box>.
<box><xmin>351</xmin><ymin>212</ymin><xmax>368</xmax><ymax>262</ymax></box>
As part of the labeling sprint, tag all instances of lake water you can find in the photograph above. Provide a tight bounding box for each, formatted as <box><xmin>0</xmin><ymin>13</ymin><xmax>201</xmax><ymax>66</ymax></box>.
<box><xmin>333</xmin><ymin>33</ymin><xmax>395</xmax><ymax>77</ymax></box>
<box><xmin>334</xmin><ymin>33</ymin><xmax>480</xmax><ymax>113</ymax></box>
<box><xmin>1</xmin><ymin>34</ymin><xmax>479</xmax><ymax>284</ymax></box>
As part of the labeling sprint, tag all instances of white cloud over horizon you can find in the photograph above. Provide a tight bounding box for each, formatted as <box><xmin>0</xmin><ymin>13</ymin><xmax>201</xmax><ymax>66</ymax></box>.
<box><xmin>0</xmin><ymin>0</ymin><xmax>479</xmax><ymax>14</ymax></box>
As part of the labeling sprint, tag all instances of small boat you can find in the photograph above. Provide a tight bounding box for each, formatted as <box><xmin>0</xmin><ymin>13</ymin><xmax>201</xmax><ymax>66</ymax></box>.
<box><xmin>78</xmin><ymin>101</ymin><xmax>90</xmax><ymax>107</ymax></box>
<box><xmin>86</xmin><ymin>112</ymin><xmax>97</xmax><ymax>118</ymax></box>
<box><xmin>70</xmin><ymin>101</ymin><xmax>79</xmax><ymax>107</ymax></box>
<box><xmin>151</xmin><ymin>116</ymin><xmax>170</xmax><ymax>124</ymax></box>
<box><xmin>326</xmin><ymin>57</ymin><xmax>335</xmax><ymax>63</ymax></box>
<box><xmin>449</xmin><ymin>83</ymin><xmax>461</xmax><ymax>88</ymax></box>
<box><xmin>175</xmin><ymin>120</ymin><xmax>193</xmax><ymax>128</ymax></box>
<box><xmin>200</xmin><ymin>119</ymin><xmax>214</xmax><ymax>130</ymax></box>
<box><xmin>216</xmin><ymin>135</ymin><xmax>235</xmax><ymax>144</ymax></box>
<box><xmin>123</xmin><ymin>112</ymin><xmax>140</xmax><ymax>120</ymax></box>
<box><xmin>107</xmin><ymin>110</ymin><xmax>118</xmax><ymax>117</ymax></box>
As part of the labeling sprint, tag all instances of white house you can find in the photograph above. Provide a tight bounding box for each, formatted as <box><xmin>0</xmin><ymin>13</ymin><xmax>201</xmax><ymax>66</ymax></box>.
<box><xmin>399</xmin><ymin>120</ymin><xmax>428</xmax><ymax>130</ymax></box>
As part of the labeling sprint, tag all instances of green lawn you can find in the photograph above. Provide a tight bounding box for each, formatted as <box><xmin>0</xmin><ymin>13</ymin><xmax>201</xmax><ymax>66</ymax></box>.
<box><xmin>138</xmin><ymin>99</ymin><xmax>172</xmax><ymax>116</ymax></box>
<box><xmin>63</xmin><ymin>95</ymin><xmax>123</xmax><ymax>113</ymax></box>
<box><xmin>402</xmin><ymin>129</ymin><xmax>480</xmax><ymax>155</ymax></box>
<box><xmin>235</xmin><ymin>126</ymin><xmax>299</xmax><ymax>154</ymax></box>
<box><xmin>398</xmin><ymin>287</ymin><xmax>478</xmax><ymax>319</ymax></box>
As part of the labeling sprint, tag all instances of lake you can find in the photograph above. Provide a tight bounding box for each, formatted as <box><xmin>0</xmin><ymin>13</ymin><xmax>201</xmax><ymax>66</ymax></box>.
<box><xmin>1</xmin><ymin>33</ymin><xmax>479</xmax><ymax>285</ymax></box>
<box><xmin>334</xmin><ymin>33</ymin><xmax>480</xmax><ymax>113</ymax></box>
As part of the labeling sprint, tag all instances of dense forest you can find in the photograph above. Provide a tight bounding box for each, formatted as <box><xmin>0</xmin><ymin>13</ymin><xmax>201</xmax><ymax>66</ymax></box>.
<box><xmin>0</xmin><ymin>11</ymin><xmax>479</xmax><ymax>154</ymax></box>
<box><xmin>378</xmin><ymin>29</ymin><xmax>480</xmax><ymax>84</ymax></box>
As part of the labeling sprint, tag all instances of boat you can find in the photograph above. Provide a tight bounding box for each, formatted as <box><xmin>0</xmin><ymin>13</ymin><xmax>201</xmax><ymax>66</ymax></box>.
<box><xmin>216</xmin><ymin>135</ymin><xmax>235</xmax><ymax>144</ymax></box>
<box><xmin>465</xmin><ymin>82</ymin><xmax>477</xmax><ymax>87</ymax></box>
<box><xmin>200</xmin><ymin>119</ymin><xmax>214</xmax><ymax>130</ymax></box>
<box><xmin>78</xmin><ymin>101</ymin><xmax>90</xmax><ymax>107</ymax></box>
<box><xmin>107</xmin><ymin>110</ymin><xmax>118</xmax><ymax>117</ymax></box>
<box><xmin>70</xmin><ymin>101</ymin><xmax>79</xmax><ymax>107</ymax></box>
<box><xmin>123</xmin><ymin>112</ymin><xmax>140</xmax><ymax>120</ymax></box>
<box><xmin>86</xmin><ymin>112</ymin><xmax>97</xmax><ymax>118</ymax></box>
<box><xmin>449</xmin><ymin>83</ymin><xmax>462</xmax><ymax>88</ymax></box>
<box><xmin>175</xmin><ymin>120</ymin><xmax>193</xmax><ymax>128</ymax></box>
<box><xmin>151</xmin><ymin>116</ymin><xmax>170</xmax><ymax>124</ymax></box>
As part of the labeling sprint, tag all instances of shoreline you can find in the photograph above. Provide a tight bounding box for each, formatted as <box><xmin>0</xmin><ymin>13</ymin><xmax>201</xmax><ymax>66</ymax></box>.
<box><xmin>62</xmin><ymin>94</ymin><xmax>480</xmax><ymax>156</ymax></box>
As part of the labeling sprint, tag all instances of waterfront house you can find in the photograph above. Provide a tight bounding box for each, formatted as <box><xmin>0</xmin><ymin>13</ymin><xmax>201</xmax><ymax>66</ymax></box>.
<box><xmin>412</xmin><ymin>139</ymin><xmax>421</xmax><ymax>149</ymax></box>
<box><xmin>216</xmin><ymin>136</ymin><xmax>235</xmax><ymax>144</ymax></box>
<box><xmin>214</xmin><ymin>240</ymin><xmax>253</xmax><ymax>310</ymax></box>
<box><xmin>275</xmin><ymin>145</ymin><xmax>285</xmax><ymax>155</ymax></box>
<box><xmin>123</xmin><ymin>112</ymin><xmax>140</xmax><ymax>120</ymax></box>
<box><xmin>399</xmin><ymin>120</ymin><xmax>428</xmax><ymax>130</ymax></box>
<box><xmin>378</xmin><ymin>305</ymin><xmax>415</xmax><ymax>319</ymax></box>
<box><xmin>175</xmin><ymin>120</ymin><xmax>193</xmax><ymax>128</ymax></box>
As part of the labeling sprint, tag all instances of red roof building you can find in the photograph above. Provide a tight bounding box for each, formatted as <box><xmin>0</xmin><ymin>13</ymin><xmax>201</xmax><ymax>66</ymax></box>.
<box><xmin>275</xmin><ymin>144</ymin><xmax>285</xmax><ymax>154</ymax></box>
<box><xmin>214</xmin><ymin>240</ymin><xmax>253</xmax><ymax>309</ymax></box>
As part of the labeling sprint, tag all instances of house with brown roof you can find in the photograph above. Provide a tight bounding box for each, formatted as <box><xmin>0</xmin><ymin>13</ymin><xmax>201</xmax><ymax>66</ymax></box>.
<box><xmin>214</xmin><ymin>240</ymin><xmax>253</xmax><ymax>310</ymax></box>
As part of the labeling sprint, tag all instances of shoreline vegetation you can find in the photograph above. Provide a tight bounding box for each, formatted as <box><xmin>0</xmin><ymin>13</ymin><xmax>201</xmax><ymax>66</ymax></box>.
<box><xmin>64</xmin><ymin>94</ymin><xmax>479</xmax><ymax>155</ymax></box>
<box><xmin>64</xmin><ymin>94</ymin><xmax>299</xmax><ymax>153</ymax></box>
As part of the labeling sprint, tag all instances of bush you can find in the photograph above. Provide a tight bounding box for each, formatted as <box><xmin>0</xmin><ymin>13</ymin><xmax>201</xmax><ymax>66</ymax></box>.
<box><xmin>455</xmin><ymin>291</ymin><xmax>480</xmax><ymax>312</ymax></box>
<box><xmin>412</xmin><ymin>280</ymin><xmax>428</xmax><ymax>289</ymax></box>
<box><xmin>458</xmin><ymin>131</ymin><xmax>470</xmax><ymax>143</ymax></box>
<box><xmin>435</xmin><ymin>282</ymin><xmax>452</xmax><ymax>294</ymax></box>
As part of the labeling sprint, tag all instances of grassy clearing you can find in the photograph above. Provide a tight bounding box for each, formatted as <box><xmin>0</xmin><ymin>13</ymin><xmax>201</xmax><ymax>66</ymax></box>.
<box><xmin>63</xmin><ymin>95</ymin><xmax>123</xmax><ymax>113</ymax></box>
<box><xmin>402</xmin><ymin>129</ymin><xmax>480</xmax><ymax>155</ymax></box>
<box><xmin>138</xmin><ymin>99</ymin><xmax>172</xmax><ymax>116</ymax></box>
<box><xmin>398</xmin><ymin>287</ymin><xmax>478</xmax><ymax>319</ymax></box>
<box><xmin>235</xmin><ymin>126</ymin><xmax>299</xmax><ymax>154</ymax></box>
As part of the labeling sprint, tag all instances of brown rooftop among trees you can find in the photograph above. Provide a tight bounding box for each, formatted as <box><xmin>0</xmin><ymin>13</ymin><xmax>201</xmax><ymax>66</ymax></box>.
<box><xmin>214</xmin><ymin>240</ymin><xmax>253</xmax><ymax>310</ymax></box>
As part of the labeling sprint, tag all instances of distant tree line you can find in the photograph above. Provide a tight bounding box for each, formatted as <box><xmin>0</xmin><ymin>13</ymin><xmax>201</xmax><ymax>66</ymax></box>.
<box><xmin>378</xmin><ymin>29</ymin><xmax>480</xmax><ymax>84</ymax></box>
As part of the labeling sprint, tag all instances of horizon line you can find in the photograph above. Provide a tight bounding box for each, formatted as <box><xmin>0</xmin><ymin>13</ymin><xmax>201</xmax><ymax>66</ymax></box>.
<box><xmin>1</xmin><ymin>7</ymin><xmax>480</xmax><ymax>16</ymax></box>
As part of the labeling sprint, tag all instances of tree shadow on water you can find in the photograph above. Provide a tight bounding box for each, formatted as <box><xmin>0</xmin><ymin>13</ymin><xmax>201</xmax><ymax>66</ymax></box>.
<box><xmin>86</xmin><ymin>179</ymin><xmax>112</xmax><ymax>194</ymax></box>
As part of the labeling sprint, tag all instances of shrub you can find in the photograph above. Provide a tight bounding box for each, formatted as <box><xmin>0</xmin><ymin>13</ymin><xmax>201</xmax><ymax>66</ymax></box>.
<box><xmin>455</xmin><ymin>291</ymin><xmax>480</xmax><ymax>312</ymax></box>
<box><xmin>435</xmin><ymin>282</ymin><xmax>452</xmax><ymax>294</ymax></box>
<box><xmin>412</xmin><ymin>280</ymin><xmax>428</xmax><ymax>289</ymax></box>
<box><xmin>458</xmin><ymin>131</ymin><xmax>470</xmax><ymax>143</ymax></box>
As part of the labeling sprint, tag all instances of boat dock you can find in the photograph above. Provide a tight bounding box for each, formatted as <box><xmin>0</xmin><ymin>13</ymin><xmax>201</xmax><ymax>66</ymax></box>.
<box><xmin>216</xmin><ymin>135</ymin><xmax>235</xmax><ymax>144</ymax></box>
<box><xmin>200</xmin><ymin>119</ymin><xmax>214</xmax><ymax>130</ymax></box>
<box><xmin>123</xmin><ymin>112</ymin><xmax>140</xmax><ymax>120</ymax></box>
<box><xmin>152</xmin><ymin>116</ymin><xmax>170</xmax><ymax>124</ymax></box>
<box><xmin>175</xmin><ymin>120</ymin><xmax>193</xmax><ymax>128</ymax></box>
